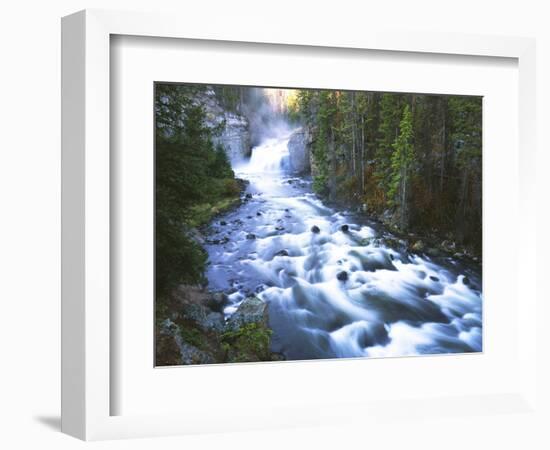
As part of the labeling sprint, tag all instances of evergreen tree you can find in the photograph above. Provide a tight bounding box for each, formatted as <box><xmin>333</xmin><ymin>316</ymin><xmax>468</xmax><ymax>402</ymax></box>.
<box><xmin>279</xmin><ymin>87</ymin><xmax>482</xmax><ymax>253</ymax></box>
<box><xmin>375</xmin><ymin>93</ymin><xmax>406</xmax><ymax>195</ymax></box>
<box><xmin>389</xmin><ymin>104</ymin><xmax>414</xmax><ymax>229</ymax></box>
<box><xmin>155</xmin><ymin>84</ymin><xmax>237</xmax><ymax>297</ymax></box>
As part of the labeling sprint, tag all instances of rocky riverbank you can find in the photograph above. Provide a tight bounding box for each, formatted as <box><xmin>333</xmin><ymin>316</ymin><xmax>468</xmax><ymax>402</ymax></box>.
<box><xmin>287</xmin><ymin>125</ymin><xmax>481</xmax><ymax>263</ymax></box>
<box><xmin>357</xmin><ymin>207</ymin><xmax>482</xmax><ymax>265</ymax></box>
<box><xmin>156</xmin><ymin>286</ymin><xmax>283</xmax><ymax>365</ymax></box>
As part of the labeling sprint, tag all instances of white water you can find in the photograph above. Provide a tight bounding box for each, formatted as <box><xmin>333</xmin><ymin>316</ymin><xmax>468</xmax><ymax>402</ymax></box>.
<box><xmin>241</xmin><ymin>135</ymin><xmax>292</xmax><ymax>174</ymax></box>
<box><xmin>205</xmin><ymin>134</ymin><xmax>483</xmax><ymax>360</ymax></box>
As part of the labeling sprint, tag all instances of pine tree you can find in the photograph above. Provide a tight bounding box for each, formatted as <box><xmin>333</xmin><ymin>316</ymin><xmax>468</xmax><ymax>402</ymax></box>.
<box><xmin>389</xmin><ymin>104</ymin><xmax>414</xmax><ymax>229</ymax></box>
<box><xmin>154</xmin><ymin>84</ymin><xmax>236</xmax><ymax>296</ymax></box>
<box><xmin>375</xmin><ymin>93</ymin><xmax>406</xmax><ymax>195</ymax></box>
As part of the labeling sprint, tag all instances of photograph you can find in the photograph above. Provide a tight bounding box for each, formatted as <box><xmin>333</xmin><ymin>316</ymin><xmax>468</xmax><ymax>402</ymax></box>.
<box><xmin>154</xmin><ymin>83</ymin><xmax>483</xmax><ymax>366</ymax></box>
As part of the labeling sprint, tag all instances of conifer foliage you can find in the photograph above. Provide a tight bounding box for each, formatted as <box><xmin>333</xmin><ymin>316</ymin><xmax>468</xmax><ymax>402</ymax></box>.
<box><xmin>291</xmin><ymin>90</ymin><xmax>482</xmax><ymax>252</ymax></box>
<box><xmin>155</xmin><ymin>84</ymin><xmax>238</xmax><ymax>297</ymax></box>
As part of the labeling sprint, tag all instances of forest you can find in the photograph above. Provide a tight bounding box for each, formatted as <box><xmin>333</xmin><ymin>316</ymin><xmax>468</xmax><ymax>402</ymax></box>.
<box><xmin>155</xmin><ymin>83</ymin><xmax>240</xmax><ymax>299</ymax></box>
<box><xmin>288</xmin><ymin>90</ymin><xmax>482</xmax><ymax>255</ymax></box>
<box><xmin>154</xmin><ymin>83</ymin><xmax>483</xmax><ymax>365</ymax></box>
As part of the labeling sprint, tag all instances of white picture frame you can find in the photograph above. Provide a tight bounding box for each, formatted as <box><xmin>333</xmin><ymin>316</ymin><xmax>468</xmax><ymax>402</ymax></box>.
<box><xmin>61</xmin><ymin>9</ymin><xmax>540</xmax><ymax>441</ymax></box>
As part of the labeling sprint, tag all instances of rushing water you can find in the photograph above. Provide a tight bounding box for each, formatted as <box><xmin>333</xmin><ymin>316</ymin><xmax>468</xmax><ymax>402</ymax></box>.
<box><xmin>205</xmin><ymin>132</ymin><xmax>483</xmax><ymax>361</ymax></box>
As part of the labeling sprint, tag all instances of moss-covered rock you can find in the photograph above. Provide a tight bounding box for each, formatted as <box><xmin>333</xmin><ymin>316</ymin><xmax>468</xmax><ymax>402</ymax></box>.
<box><xmin>155</xmin><ymin>287</ymin><xmax>282</xmax><ymax>366</ymax></box>
<box><xmin>221</xmin><ymin>322</ymin><xmax>273</xmax><ymax>363</ymax></box>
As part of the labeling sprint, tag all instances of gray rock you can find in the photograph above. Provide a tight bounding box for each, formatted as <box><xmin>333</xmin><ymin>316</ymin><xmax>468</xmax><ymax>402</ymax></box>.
<box><xmin>215</xmin><ymin>113</ymin><xmax>251</xmax><ymax>164</ymax></box>
<box><xmin>159</xmin><ymin>318</ymin><xmax>178</xmax><ymax>335</ymax></box>
<box><xmin>225</xmin><ymin>296</ymin><xmax>268</xmax><ymax>331</ymax></box>
<box><xmin>176</xmin><ymin>339</ymin><xmax>215</xmax><ymax>365</ymax></box>
<box><xmin>288</xmin><ymin>128</ymin><xmax>311</xmax><ymax>174</ymax></box>
<box><xmin>196</xmin><ymin>89</ymin><xmax>251</xmax><ymax>164</ymax></box>
<box><xmin>207</xmin><ymin>292</ymin><xmax>227</xmax><ymax>313</ymax></box>
<box><xmin>186</xmin><ymin>228</ymin><xmax>205</xmax><ymax>245</ymax></box>
<box><xmin>181</xmin><ymin>302</ymin><xmax>224</xmax><ymax>333</ymax></box>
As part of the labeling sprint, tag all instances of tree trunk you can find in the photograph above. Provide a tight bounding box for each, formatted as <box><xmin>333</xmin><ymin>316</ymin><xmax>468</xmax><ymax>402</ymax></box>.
<box><xmin>329</xmin><ymin>127</ymin><xmax>337</xmax><ymax>201</ymax></box>
<box><xmin>351</xmin><ymin>92</ymin><xmax>356</xmax><ymax>178</ymax></box>
<box><xmin>361</xmin><ymin>116</ymin><xmax>365</xmax><ymax>194</ymax></box>
<box><xmin>401</xmin><ymin>165</ymin><xmax>408</xmax><ymax>230</ymax></box>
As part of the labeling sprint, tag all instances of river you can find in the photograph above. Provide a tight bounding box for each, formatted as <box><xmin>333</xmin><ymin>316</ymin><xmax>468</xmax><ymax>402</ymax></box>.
<box><xmin>204</xmin><ymin>131</ymin><xmax>483</xmax><ymax>361</ymax></box>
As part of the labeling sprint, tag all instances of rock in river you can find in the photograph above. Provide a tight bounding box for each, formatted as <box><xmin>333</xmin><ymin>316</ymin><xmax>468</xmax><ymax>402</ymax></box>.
<box><xmin>337</xmin><ymin>271</ymin><xmax>349</xmax><ymax>281</ymax></box>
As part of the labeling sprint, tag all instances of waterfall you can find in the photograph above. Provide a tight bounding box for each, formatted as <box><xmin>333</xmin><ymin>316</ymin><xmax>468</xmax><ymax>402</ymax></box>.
<box><xmin>240</xmin><ymin>135</ymin><xmax>291</xmax><ymax>174</ymax></box>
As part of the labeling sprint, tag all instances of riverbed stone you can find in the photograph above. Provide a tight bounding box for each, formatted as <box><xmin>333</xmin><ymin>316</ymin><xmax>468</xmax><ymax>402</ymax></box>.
<box><xmin>337</xmin><ymin>271</ymin><xmax>349</xmax><ymax>281</ymax></box>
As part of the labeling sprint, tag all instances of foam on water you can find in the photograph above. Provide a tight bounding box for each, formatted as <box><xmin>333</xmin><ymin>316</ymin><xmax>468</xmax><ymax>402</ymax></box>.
<box><xmin>205</xmin><ymin>134</ymin><xmax>483</xmax><ymax>360</ymax></box>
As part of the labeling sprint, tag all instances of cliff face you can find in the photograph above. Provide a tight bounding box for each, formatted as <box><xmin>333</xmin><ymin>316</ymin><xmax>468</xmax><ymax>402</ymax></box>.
<box><xmin>200</xmin><ymin>89</ymin><xmax>251</xmax><ymax>164</ymax></box>
<box><xmin>216</xmin><ymin>113</ymin><xmax>250</xmax><ymax>164</ymax></box>
<box><xmin>287</xmin><ymin>127</ymin><xmax>311</xmax><ymax>175</ymax></box>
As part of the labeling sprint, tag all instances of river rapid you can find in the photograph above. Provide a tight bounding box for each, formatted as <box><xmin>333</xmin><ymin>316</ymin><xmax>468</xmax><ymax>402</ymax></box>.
<box><xmin>204</xmin><ymin>131</ymin><xmax>483</xmax><ymax>361</ymax></box>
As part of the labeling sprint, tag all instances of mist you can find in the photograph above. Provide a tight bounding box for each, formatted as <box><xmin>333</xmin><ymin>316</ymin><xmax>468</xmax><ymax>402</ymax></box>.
<box><xmin>240</xmin><ymin>87</ymin><xmax>296</xmax><ymax>146</ymax></box>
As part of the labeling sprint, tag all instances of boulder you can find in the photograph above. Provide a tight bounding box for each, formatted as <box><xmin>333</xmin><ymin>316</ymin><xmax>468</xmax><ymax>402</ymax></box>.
<box><xmin>411</xmin><ymin>240</ymin><xmax>425</xmax><ymax>252</ymax></box>
<box><xmin>206</xmin><ymin>292</ymin><xmax>228</xmax><ymax>313</ymax></box>
<box><xmin>180</xmin><ymin>302</ymin><xmax>225</xmax><ymax>332</ymax></box>
<box><xmin>221</xmin><ymin>296</ymin><xmax>277</xmax><ymax>362</ymax></box>
<box><xmin>336</xmin><ymin>271</ymin><xmax>349</xmax><ymax>281</ymax></box>
<box><xmin>225</xmin><ymin>296</ymin><xmax>269</xmax><ymax>331</ymax></box>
